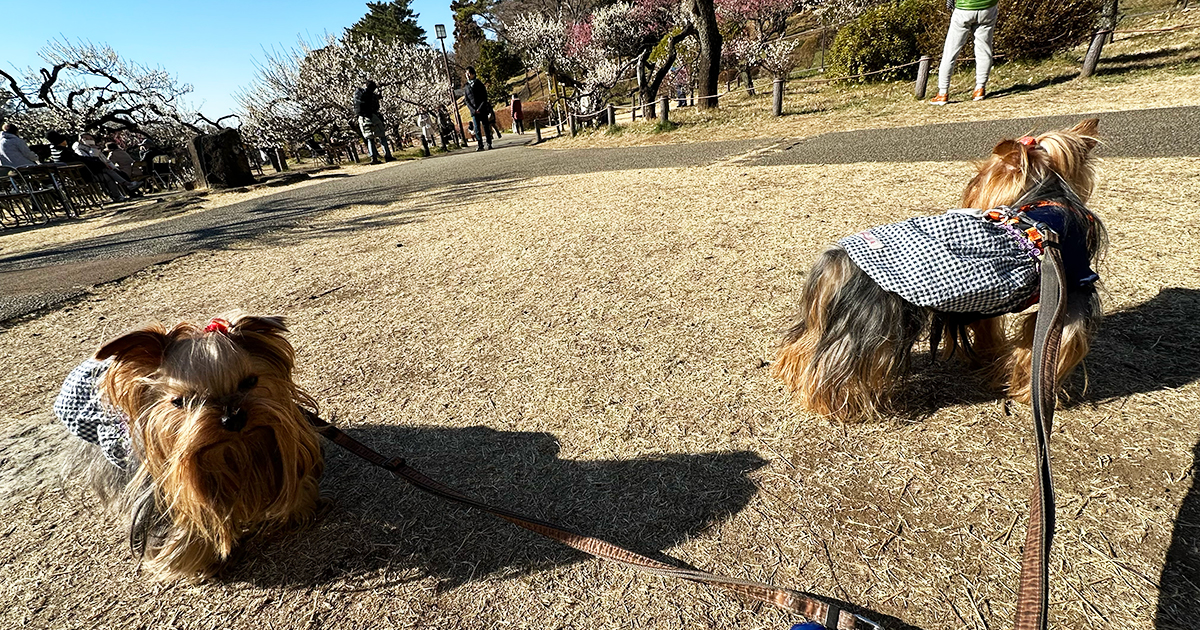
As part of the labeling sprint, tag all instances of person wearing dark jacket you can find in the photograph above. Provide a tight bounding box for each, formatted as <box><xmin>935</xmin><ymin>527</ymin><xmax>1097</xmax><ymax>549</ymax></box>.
<box><xmin>47</xmin><ymin>130</ymin><xmax>129</xmax><ymax>202</ymax></box>
<box><xmin>354</xmin><ymin>80</ymin><xmax>395</xmax><ymax>164</ymax></box>
<box><xmin>463</xmin><ymin>67</ymin><xmax>493</xmax><ymax>151</ymax></box>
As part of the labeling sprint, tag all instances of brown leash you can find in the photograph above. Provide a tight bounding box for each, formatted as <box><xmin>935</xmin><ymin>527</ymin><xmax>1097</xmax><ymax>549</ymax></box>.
<box><xmin>306</xmin><ymin>226</ymin><xmax>1067</xmax><ymax>630</ymax></box>
<box><xmin>303</xmin><ymin>409</ymin><xmax>882</xmax><ymax>629</ymax></box>
<box><xmin>1014</xmin><ymin>226</ymin><xmax>1067</xmax><ymax>630</ymax></box>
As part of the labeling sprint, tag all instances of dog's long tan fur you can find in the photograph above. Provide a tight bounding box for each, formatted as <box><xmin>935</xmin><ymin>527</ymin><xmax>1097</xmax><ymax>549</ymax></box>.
<box><xmin>90</xmin><ymin>313</ymin><xmax>323</xmax><ymax>579</ymax></box>
<box><xmin>774</xmin><ymin>119</ymin><xmax>1103</xmax><ymax>419</ymax></box>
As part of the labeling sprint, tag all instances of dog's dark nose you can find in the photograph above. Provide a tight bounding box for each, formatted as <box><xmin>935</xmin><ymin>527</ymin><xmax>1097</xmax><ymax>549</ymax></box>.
<box><xmin>221</xmin><ymin>407</ymin><xmax>248</xmax><ymax>432</ymax></box>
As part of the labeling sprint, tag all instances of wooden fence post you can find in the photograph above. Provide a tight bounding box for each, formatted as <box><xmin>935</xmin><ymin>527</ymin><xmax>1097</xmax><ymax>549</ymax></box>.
<box><xmin>607</xmin><ymin>104</ymin><xmax>615</xmax><ymax>126</ymax></box>
<box><xmin>1081</xmin><ymin>31</ymin><xmax>1108</xmax><ymax>78</ymax></box>
<box><xmin>915</xmin><ymin>55</ymin><xmax>932</xmax><ymax>100</ymax></box>
<box><xmin>661</xmin><ymin>97</ymin><xmax>670</xmax><ymax>124</ymax></box>
<box><xmin>772</xmin><ymin>78</ymin><xmax>784</xmax><ymax>116</ymax></box>
<box><xmin>569</xmin><ymin>113</ymin><xmax>577</xmax><ymax>137</ymax></box>
<box><xmin>535</xmin><ymin>121</ymin><xmax>542</xmax><ymax>144</ymax></box>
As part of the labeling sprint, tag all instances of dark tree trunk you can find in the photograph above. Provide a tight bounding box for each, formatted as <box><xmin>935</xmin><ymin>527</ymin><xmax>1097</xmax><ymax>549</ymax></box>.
<box><xmin>687</xmin><ymin>0</ymin><xmax>722</xmax><ymax>109</ymax></box>
<box><xmin>637</xmin><ymin>25</ymin><xmax>695</xmax><ymax>119</ymax></box>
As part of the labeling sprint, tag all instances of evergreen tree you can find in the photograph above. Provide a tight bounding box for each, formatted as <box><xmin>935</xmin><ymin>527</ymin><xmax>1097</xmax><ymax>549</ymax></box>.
<box><xmin>347</xmin><ymin>0</ymin><xmax>428</xmax><ymax>46</ymax></box>
<box><xmin>476</xmin><ymin>40</ymin><xmax>524</xmax><ymax>104</ymax></box>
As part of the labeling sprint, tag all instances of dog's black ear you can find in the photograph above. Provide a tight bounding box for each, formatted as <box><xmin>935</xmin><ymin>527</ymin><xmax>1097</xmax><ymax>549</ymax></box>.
<box><xmin>96</xmin><ymin>325</ymin><xmax>169</xmax><ymax>370</ymax></box>
<box><xmin>1070</xmin><ymin>118</ymin><xmax>1099</xmax><ymax>150</ymax></box>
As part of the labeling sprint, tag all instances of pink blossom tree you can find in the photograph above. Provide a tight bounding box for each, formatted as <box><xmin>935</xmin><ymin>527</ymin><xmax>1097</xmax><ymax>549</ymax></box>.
<box><xmin>717</xmin><ymin>0</ymin><xmax>810</xmax><ymax>91</ymax></box>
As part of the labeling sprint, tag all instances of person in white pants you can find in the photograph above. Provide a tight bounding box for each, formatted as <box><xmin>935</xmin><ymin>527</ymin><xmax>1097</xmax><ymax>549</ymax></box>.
<box><xmin>930</xmin><ymin>0</ymin><xmax>999</xmax><ymax>105</ymax></box>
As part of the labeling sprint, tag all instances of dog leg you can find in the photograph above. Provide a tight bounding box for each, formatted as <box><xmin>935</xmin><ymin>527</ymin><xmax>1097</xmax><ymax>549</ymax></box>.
<box><xmin>1005</xmin><ymin>287</ymin><xmax>1101</xmax><ymax>403</ymax></box>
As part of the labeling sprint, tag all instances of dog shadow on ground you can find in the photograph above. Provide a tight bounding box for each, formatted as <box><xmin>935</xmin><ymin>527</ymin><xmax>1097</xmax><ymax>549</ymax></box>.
<box><xmin>1076</xmin><ymin>287</ymin><xmax>1200</xmax><ymax>403</ymax></box>
<box><xmin>888</xmin><ymin>288</ymin><xmax>1200</xmax><ymax>419</ymax></box>
<box><xmin>227</xmin><ymin>424</ymin><xmax>767</xmax><ymax>592</ymax></box>
<box><xmin>229</xmin><ymin>423</ymin><xmax>920</xmax><ymax>628</ymax></box>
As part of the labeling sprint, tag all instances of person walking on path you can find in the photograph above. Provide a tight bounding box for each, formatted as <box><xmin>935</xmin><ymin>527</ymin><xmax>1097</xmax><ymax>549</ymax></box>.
<box><xmin>354</xmin><ymin>80</ymin><xmax>396</xmax><ymax>164</ymax></box>
<box><xmin>463</xmin><ymin>67</ymin><xmax>493</xmax><ymax>151</ymax></box>
<box><xmin>510</xmin><ymin>94</ymin><xmax>524</xmax><ymax>135</ymax></box>
<box><xmin>930</xmin><ymin>0</ymin><xmax>999</xmax><ymax>105</ymax></box>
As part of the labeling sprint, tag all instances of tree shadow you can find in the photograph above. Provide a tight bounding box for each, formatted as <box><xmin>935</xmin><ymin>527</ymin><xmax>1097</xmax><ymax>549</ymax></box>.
<box><xmin>986</xmin><ymin>72</ymin><xmax>1077</xmax><ymax>100</ymax></box>
<box><xmin>1076</xmin><ymin>287</ymin><xmax>1200</xmax><ymax>403</ymax></box>
<box><xmin>1094</xmin><ymin>44</ymin><xmax>1200</xmax><ymax>67</ymax></box>
<box><xmin>1095</xmin><ymin>47</ymin><xmax>1200</xmax><ymax>76</ymax></box>
<box><xmin>0</xmin><ymin>176</ymin><xmax>545</xmax><ymax>272</ymax></box>
<box><xmin>1155</xmin><ymin>438</ymin><xmax>1200</xmax><ymax>630</ymax></box>
<box><xmin>224</xmin><ymin>423</ymin><xmax>768</xmax><ymax>594</ymax></box>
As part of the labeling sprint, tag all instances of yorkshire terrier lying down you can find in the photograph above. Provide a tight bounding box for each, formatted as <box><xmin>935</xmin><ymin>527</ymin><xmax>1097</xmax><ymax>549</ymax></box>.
<box><xmin>773</xmin><ymin>119</ymin><xmax>1106</xmax><ymax>419</ymax></box>
<box><xmin>55</xmin><ymin>314</ymin><xmax>323</xmax><ymax>579</ymax></box>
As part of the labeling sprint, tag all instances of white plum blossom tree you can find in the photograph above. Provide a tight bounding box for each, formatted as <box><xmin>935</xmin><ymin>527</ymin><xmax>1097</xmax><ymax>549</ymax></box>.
<box><xmin>238</xmin><ymin>34</ymin><xmax>450</xmax><ymax>149</ymax></box>
<box><xmin>0</xmin><ymin>39</ymin><xmax>217</xmax><ymax>148</ymax></box>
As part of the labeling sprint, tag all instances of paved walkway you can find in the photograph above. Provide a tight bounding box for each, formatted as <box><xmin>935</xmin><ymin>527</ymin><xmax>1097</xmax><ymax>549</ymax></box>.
<box><xmin>2</xmin><ymin>106</ymin><xmax>1196</xmax><ymax>323</ymax></box>
<box><xmin>756</xmin><ymin>106</ymin><xmax>1200</xmax><ymax>165</ymax></box>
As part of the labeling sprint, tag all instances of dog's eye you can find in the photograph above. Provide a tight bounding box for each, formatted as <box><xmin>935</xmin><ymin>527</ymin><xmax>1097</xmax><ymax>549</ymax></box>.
<box><xmin>171</xmin><ymin>397</ymin><xmax>185</xmax><ymax>408</ymax></box>
<box><xmin>238</xmin><ymin>375</ymin><xmax>259</xmax><ymax>391</ymax></box>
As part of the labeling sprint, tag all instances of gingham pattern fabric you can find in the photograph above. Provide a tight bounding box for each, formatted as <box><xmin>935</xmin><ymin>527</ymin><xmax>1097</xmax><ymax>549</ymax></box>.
<box><xmin>53</xmin><ymin>358</ymin><xmax>132</xmax><ymax>468</ymax></box>
<box><xmin>839</xmin><ymin>209</ymin><xmax>1040</xmax><ymax>315</ymax></box>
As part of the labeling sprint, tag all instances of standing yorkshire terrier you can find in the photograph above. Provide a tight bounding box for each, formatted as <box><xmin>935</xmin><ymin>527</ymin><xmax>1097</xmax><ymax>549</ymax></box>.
<box><xmin>54</xmin><ymin>313</ymin><xmax>324</xmax><ymax>579</ymax></box>
<box><xmin>773</xmin><ymin>119</ymin><xmax>1105</xmax><ymax>419</ymax></box>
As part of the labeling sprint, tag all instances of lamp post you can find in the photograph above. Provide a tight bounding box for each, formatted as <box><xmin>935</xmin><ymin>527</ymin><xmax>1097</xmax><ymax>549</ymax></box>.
<box><xmin>435</xmin><ymin>24</ymin><xmax>467</xmax><ymax>148</ymax></box>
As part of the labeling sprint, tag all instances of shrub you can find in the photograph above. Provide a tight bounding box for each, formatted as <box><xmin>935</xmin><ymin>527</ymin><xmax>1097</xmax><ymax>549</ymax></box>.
<box><xmin>827</xmin><ymin>0</ymin><xmax>1101</xmax><ymax>82</ymax></box>
<box><xmin>826</xmin><ymin>0</ymin><xmax>943</xmax><ymax>82</ymax></box>
<box><xmin>995</xmin><ymin>0</ymin><xmax>1100</xmax><ymax>61</ymax></box>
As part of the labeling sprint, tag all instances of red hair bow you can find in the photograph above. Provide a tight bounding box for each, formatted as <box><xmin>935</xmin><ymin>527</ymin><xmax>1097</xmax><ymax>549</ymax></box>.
<box><xmin>1018</xmin><ymin>136</ymin><xmax>1038</xmax><ymax>147</ymax></box>
<box><xmin>205</xmin><ymin>318</ymin><xmax>230</xmax><ymax>334</ymax></box>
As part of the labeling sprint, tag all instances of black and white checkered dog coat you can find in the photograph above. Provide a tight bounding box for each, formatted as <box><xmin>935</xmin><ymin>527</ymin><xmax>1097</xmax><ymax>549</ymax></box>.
<box><xmin>54</xmin><ymin>358</ymin><xmax>132</xmax><ymax>468</ymax></box>
<box><xmin>839</xmin><ymin>209</ymin><xmax>1041</xmax><ymax>315</ymax></box>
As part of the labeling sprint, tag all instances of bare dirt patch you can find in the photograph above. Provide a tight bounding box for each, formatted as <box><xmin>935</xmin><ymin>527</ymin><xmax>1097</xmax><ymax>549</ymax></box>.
<box><xmin>0</xmin><ymin>155</ymin><xmax>1197</xmax><ymax>629</ymax></box>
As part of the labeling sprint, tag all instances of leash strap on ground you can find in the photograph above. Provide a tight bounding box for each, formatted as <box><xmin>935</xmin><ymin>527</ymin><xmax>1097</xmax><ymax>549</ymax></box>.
<box><xmin>1012</xmin><ymin>226</ymin><xmax>1066</xmax><ymax>630</ymax></box>
<box><xmin>303</xmin><ymin>410</ymin><xmax>882</xmax><ymax>630</ymax></box>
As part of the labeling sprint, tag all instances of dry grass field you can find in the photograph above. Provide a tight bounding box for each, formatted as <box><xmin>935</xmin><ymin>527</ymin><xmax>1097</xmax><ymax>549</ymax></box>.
<box><xmin>1</xmin><ymin>145</ymin><xmax>1197</xmax><ymax>629</ymax></box>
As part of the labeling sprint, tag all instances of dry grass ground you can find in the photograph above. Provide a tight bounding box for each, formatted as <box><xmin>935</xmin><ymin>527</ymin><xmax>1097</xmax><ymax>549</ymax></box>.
<box><xmin>552</xmin><ymin>12</ymin><xmax>1200</xmax><ymax>149</ymax></box>
<box><xmin>1</xmin><ymin>148</ymin><xmax>1197</xmax><ymax>629</ymax></box>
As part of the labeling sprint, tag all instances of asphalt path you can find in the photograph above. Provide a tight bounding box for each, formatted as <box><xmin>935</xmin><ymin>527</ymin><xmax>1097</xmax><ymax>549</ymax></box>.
<box><xmin>756</xmin><ymin>106</ymin><xmax>1200</xmax><ymax>165</ymax></box>
<box><xmin>2</xmin><ymin>106</ymin><xmax>1196</xmax><ymax>323</ymax></box>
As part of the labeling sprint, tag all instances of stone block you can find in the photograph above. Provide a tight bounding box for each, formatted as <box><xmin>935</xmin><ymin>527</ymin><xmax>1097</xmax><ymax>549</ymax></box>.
<box><xmin>187</xmin><ymin>129</ymin><xmax>256</xmax><ymax>189</ymax></box>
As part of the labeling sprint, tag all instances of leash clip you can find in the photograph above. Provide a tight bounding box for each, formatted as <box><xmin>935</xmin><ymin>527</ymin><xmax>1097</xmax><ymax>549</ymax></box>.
<box><xmin>853</xmin><ymin>613</ymin><xmax>884</xmax><ymax>630</ymax></box>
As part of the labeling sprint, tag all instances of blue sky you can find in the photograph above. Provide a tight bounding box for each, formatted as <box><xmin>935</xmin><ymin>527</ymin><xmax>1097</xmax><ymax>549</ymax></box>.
<box><xmin>4</xmin><ymin>0</ymin><xmax>459</xmax><ymax>119</ymax></box>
